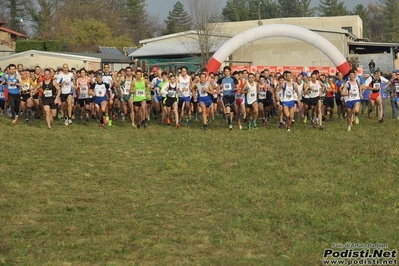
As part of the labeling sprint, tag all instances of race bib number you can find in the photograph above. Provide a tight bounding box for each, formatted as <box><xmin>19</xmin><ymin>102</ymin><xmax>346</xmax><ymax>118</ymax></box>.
<box><xmin>96</xmin><ymin>90</ymin><xmax>104</xmax><ymax>97</ymax></box>
<box><xmin>200</xmin><ymin>89</ymin><xmax>207</xmax><ymax>96</ymax></box>
<box><xmin>8</xmin><ymin>83</ymin><xmax>16</xmax><ymax>89</ymax></box>
<box><xmin>123</xmin><ymin>86</ymin><xmax>130</xmax><ymax>95</ymax></box>
<box><xmin>373</xmin><ymin>83</ymin><xmax>380</xmax><ymax>89</ymax></box>
<box><xmin>0</xmin><ymin>92</ymin><xmax>4</xmax><ymax>98</ymax></box>
<box><xmin>124</xmin><ymin>81</ymin><xmax>132</xmax><ymax>94</ymax></box>
<box><xmin>286</xmin><ymin>94</ymin><xmax>292</xmax><ymax>99</ymax></box>
<box><xmin>61</xmin><ymin>85</ymin><xmax>70</xmax><ymax>94</ymax></box>
<box><xmin>80</xmin><ymin>86</ymin><xmax>88</xmax><ymax>98</ymax></box>
<box><xmin>223</xmin><ymin>83</ymin><xmax>232</xmax><ymax>91</ymax></box>
<box><xmin>312</xmin><ymin>89</ymin><xmax>318</xmax><ymax>94</ymax></box>
<box><xmin>44</xmin><ymin>90</ymin><xmax>53</xmax><ymax>97</ymax></box>
<box><xmin>136</xmin><ymin>90</ymin><xmax>145</xmax><ymax>96</ymax></box>
<box><xmin>119</xmin><ymin>84</ymin><xmax>125</xmax><ymax>92</ymax></box>
<box><xmin>351</xmin><ymin>93</ymin><xmax>357</xmax><ymax>98</ymax></box>
<box><xmin>259</xmin><ymin>92</ymin><xmax>266</xmax><ymax>98</ymax></box>
<box><xmin>22</xmin><ymin>83</ymin><xmax>30</xmax><ymax>91</ymax></box>
<box><xmin>395</xmin><ymin>85</ymin><xmax>399</xmax><ymax>93</ymax></box>
<box><xmin>250</xmin><ymin>93</ymin><xmax>255</xmax><ymax>98</ymax></box>
<box><xmin>168</xmin><ymin>90</ymin><xmax>176</xmax><ymax>97</ymax></box>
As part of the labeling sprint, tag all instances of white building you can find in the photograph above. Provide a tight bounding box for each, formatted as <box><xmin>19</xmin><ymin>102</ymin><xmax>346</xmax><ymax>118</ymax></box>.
<box><xmin>130</xmin><ymin>16</ymin><xmax>399</xmax><ymax>74</ymax></box>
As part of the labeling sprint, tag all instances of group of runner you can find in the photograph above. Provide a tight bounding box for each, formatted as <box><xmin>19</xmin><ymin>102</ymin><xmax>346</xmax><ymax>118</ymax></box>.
<box><xmin>0</xmin><ymin>62</ymin><xmax>397</xmax><ymax>131</ymax></box>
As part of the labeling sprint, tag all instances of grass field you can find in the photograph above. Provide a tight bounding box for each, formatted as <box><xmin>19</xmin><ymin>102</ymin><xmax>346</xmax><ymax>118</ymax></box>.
<box><xmin>0</xmin><ymin>107</ymin><xmax>398</xmax><ymax>265</ymax></box>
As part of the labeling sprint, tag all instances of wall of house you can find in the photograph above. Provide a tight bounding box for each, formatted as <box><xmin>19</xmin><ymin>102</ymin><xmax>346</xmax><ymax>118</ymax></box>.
<box><xmin>217</xmin><ymin>16</ymin><xmax>362</xmax><ymax>38</ymax></box>
<box><xmin>0</xmin><ymin>32</ymin><xmax>14</xmax><ymax>50</ymax></box>
<box><xmin>355</xmin><ymin>53</ymin><xmax>396</xmax><ymax>75</ymax></box>
<box><xmin>0</xmin><ymin>54</ymin><xmax>101</xmax><ymax>70</ymax></box>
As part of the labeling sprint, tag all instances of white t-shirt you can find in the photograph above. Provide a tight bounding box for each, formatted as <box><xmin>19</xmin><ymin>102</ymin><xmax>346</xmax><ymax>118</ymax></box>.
<box><xmin>58</xmin><ymin>72</ymin><xmax>74</xmax><ymax>94</ymax></box>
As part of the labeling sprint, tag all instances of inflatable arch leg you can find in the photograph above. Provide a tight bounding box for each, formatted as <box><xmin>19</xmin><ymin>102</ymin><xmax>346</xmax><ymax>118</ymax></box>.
<box><xmin>206</xmin><ymin>24</ymin><xmax>351</xmax><ymax>75</ymax></box>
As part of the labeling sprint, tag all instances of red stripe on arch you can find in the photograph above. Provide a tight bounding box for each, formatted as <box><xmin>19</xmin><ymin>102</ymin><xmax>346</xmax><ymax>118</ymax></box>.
<box><xmin>206</xmin><ymin>57</ymin><xmax>222</xmax><ymax>74</ymax></box>
<box><xmin>336</xmin><ymin>62</ymin><xmax>351</xmax><ymax>76</ymax></box>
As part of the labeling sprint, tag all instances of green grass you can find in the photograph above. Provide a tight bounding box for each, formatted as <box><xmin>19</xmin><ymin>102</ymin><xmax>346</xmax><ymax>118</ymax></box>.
<box><xmin>0</xmin><ymin>109</ymin><xmax>398</xmax><ymax>265</ymax></box>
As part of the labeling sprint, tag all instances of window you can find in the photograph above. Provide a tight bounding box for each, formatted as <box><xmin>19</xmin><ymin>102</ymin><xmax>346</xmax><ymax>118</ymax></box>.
<box><xmin>342</xmin><ymin>27</ymin><xmax>353</xmax><ymax>34</ymax></box>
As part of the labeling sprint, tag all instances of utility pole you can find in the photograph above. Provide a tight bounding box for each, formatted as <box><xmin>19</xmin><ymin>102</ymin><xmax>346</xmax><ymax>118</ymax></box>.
<box><xmin>258</xmin><ymin>0</ymin><xmax>262</xmax><ymax>26</ymax></box>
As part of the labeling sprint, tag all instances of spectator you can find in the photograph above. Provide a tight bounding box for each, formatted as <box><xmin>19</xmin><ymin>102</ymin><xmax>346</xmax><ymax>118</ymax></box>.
<box><xmin>384</xmin><ymin>71</ymin><xmax>392</xmax><ymax>80</ymax></box>
<box><xmin>368</xmin><ymin>59</ymin><xmax>376</xmax><ymax>74</ymax></box>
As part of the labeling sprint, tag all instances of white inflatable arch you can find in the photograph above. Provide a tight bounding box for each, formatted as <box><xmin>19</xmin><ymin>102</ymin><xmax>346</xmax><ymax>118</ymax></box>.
<box><xmin>206</xmin><ymin>24</ymin><xmax>351</xmax><ymax>75</ymax></box>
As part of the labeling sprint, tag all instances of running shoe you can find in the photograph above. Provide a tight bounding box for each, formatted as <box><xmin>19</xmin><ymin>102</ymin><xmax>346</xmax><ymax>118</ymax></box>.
<box><xmin>12</xmin><ymin>117</ymin><xmax>19</xmax><ymax>124</ymax></box>
<box><xmin>354</xmin><ymin>117</ymin><xmax>359</xmax><ymax>125</ymax></box>
<box><xmin>253</xmin><ymin>121</ymin><xmax>258</xmax><ymax>129</ymax></box>
<box><xmin>64</xmin><ymin>118</ymin><xmax>69</xmax><ymax>126</ymax></box>
<box><xmin>229</xmin><ymin>125</ymin><xmax>233</xmax><ymax>130</ymax></box>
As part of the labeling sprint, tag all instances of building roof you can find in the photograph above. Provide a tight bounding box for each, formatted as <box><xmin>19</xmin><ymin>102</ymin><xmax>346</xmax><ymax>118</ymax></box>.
<box><xmin>123</xmin><ymin>47</ymin><xmax>138</xmax><ymax>56</ymax></box>
<box><xmin>0</xmin><ymin>26</ymin><xmax>28</xmax><ymax>38</ymax></box>
<box><xmin>139</xmin><ymin>30</ymin><xmax>234</xmax><ymax>45</ymax></box>
<box><xmin>348</xmin><ymin>41</ymin><xmax>399</xmax><ymax>47</ymax></box>
<box><xmin>0</xmin><ymin>50</ymin><xmax>101</xmax><ymax>62</ymax></box>
<box><xmin>0</xmin><ymin>50</ymin><xmax>133</xmax><ymax>64</ymax></box>
<box><xmin>129</xmin><ymin>40</ymin><xmax>226</xmax><ymax>58</ymax></box>
<box><xmin>65</xmin><ymin>52</ymin><xmax>133</xmax><ymax>63</ymax></box>
<box><xmin>99</xmin><ymin>46</ymin><xmax>124</xmax><ymax>56</ymax></box>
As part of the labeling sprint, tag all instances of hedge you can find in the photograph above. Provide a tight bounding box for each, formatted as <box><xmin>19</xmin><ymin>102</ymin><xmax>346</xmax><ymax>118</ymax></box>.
<box><xmin>44</xmin><ymin>40</ymin><xmax>60</xmax><ymax>52</ymax></box>
<box><xmin>15</xmin><ymin>40</ymin><xmax>60</xmax><ymax>52</ymax></box>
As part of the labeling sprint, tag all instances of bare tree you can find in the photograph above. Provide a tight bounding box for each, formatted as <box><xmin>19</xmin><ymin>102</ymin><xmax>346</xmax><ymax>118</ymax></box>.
<box><xmin>24</xmin><ymin>0</ymin><xmax>55</xmax><ymax>40</ymax></box>
<box><xmin>186</xmin><ymin>0</ymin><xmax>224</xmax><ymax>67</ymax></box>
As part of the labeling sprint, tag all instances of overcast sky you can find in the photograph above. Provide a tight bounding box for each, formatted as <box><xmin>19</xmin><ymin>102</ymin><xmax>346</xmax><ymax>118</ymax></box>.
<box><xmin>146</xmin><ymin>0</ymin><xmax>377</xmax><ymax>20</ymax></box>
